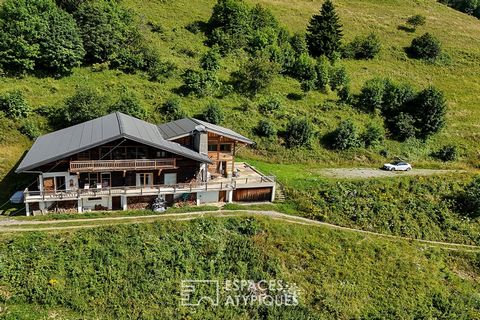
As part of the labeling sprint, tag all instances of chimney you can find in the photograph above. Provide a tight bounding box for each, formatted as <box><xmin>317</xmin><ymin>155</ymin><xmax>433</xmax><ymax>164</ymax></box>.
<box><xmin>193</xmin><ymin>125</ymin><xmax>208</xmax><ymax>155</ymax></box>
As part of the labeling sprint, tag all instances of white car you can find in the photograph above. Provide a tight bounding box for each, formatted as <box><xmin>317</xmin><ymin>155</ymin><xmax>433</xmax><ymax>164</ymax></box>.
<box><xmin>383</xmin><ymin>161</ymin><xmax>412</xmax><ymax>171</ymax></box>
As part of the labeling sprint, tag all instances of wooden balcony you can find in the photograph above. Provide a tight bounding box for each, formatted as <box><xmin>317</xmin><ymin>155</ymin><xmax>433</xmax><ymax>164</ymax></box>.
<box><xmin>70</xmin><ymin>158</ymin><xmax>177</xmax><ymax>173</ymax></box>
<box><xmin>208</xmin><ymin>152</ymin><xmax>234</xmax><ymax>162</ymax></box>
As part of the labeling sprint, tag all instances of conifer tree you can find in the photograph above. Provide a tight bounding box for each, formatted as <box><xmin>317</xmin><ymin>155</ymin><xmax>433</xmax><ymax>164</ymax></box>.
<box><xmin>306</xmin><ymin>0</ymin><xmax>343</xmax><ymax>58</ymax></box>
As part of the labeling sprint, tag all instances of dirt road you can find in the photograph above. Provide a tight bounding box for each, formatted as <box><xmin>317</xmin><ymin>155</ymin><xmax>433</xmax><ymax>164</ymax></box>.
<box><xmin>318</xmin><ymin>168</ymin><xmax>466</xmax><ymax>179</ymax></box>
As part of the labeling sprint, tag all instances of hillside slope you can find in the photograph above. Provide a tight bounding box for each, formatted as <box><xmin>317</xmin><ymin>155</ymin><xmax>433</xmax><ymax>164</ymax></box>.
<box><xmin>1</xmin><ymin>0</ymin><xmax>479</xmax><ymax>200</ymax></box>
<box><xmin>0</xmin><ymin>217</ymin><xmax>479</xmax><ymax>319</ymax></box>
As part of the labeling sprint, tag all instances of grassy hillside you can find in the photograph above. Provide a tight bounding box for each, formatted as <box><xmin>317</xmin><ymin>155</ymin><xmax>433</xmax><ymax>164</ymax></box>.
<box><xmin>0</xmin><ymin>0</ymin><xmax>479</xmax><ymax>181</ymax></box>
<box><xmin>0</xmin><ymin>217</ymin><xmax>479</xmax><ymax>319</ymax></box>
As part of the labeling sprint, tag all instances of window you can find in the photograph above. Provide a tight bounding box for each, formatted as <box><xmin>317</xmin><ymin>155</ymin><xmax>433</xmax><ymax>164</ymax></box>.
<box><xmin>208</xmin><ymin>144</ymin><xmax>217</xmax><ymax>152</ymax></box>
<box><xmin>156</xmin><ymin>150</ymin><xmax>168</xmax><ymax>158</ymax></box>
<box><xmin>137</xmin><ymin>173</ymin><xmax>153</xmax><ymax>187</ymax></box>
<box><xmin>220</xmin><ymin>144</ymin><xmax>232</xmax><ymax>152</ymax></box>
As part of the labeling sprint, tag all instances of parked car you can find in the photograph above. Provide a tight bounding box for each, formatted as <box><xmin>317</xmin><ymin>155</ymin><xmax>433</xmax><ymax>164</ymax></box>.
<box><xmin>383</xmin><ymin>161</ymin><xmax>412</xmax><ymax>171</ymax></box>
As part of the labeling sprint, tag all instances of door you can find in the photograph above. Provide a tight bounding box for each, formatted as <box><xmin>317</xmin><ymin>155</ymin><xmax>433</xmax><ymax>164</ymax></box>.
<box><xmin>43</xmin><ymin>178</ymin><xmax>54</xmax><ymax>192</ymax></box>
<box><xmin>164</xmin><ymin>173</ymin><xmax>177</xmax><ymax>186</ymax></box>
<box><xmin>101</xmin><ymin>173</ymin><xmax>111</xmax><ymax>188</ymax></box>
<box><xmin>112</xmin><ymin>196</ymin><xmax>121</xmax><ymax>210</ymax></box>
<box><xmin>137</xmin><ymin>173</ymin><xmax>153</xmax><ymax>187</ymax></box>
<box><xmin>55</xmin><ymin>176</ymin><xmax>66</xmax><ymax>191</ymax></box>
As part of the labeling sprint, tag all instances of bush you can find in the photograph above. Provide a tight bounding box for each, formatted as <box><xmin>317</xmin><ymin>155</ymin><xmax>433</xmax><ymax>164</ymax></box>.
<box><xmin>285</xmin><ymin>118</ymin><xmax>313</xmax><ymax>148</ymax></box>
<box><xmin>232</xmin><ymin>54</ymin><xmax>280</xmax><ymax>96</ymax></box>
<box><xmin>461</xmin><ymin>177</ymin><xmax>480</xmax><ymax>218</ymax></box>
<box><xmin>412</xmin><ymin>86</ymin><xmax>447</xmax><ymax>139</ymax></box>
<box><xmin>146</xmin><ymin>58</ymin><xmax>177</xmax><ymax>83</ymax></box>
<box><xmin>182</xmin><ymin>69</ymin><xmax>220</xmax><ymax>97</ymax></box>
<box><xmin>61</xmin><ymin>87</ymin><xmax>107</xmax><ymax>126</ymax></box>
<box><xmin>432</xmin><ymin>145</ymin><xmax>458</xmax><ymax>162</ymax></box>
<box><xmin>258</xmin><ymin>96</ymin><xmax>281</xmax><ymax>115</ymax></box>
<box><xmin>200</xmin><ymin>47</ymin><xmax>221</xmax><ymax>72</ymax></box>
<box><xmin>315</xmin><ymin>56</ymin><xmax>330</xmax><ymax>91</ymax></box>
<box><xmin>329</xmin><ymin>120</ymin><xmax>360</xmax><ymax>150</ymax></box>
<box><xmin>160</xmin><ymin>98</ymin><xmax>187</xmax><ymax>121</ymax></box>
<box><xmin>255</xmin><ymin>119</ymin><xmax>276</xmax><ymax>137</ymax></box>
<box><xmin>74</xmin><ymin>0</ymin><xmax>140</xmax><ymax>65</ymax></box>
<box><xmin>343</xmin><ymin>33</ymin><xmax>381</xmax><ymax>60</ymax></box>
<box><xmin>290</xmin><ymin>32</ymin><xmax>308</xmax><ymax>57</ymax></box>
<box><xmin>329</xmin><ymin>65</ymin><xmax>349</xmax><ymax>92</ymax></box>
<box><xmin>290</xmin><ymin>53</ymin><xmax>317</xmax><ymax>92</ymax></box>
<box><xmin>109</xmin><ymin>93</ymin><xmax>147</xmax><ymax>119</ymax></box>
<box><xmin>201</xmin><ymin>103</ymin><xmax>224</xmax><ymax>124</ymax></box>
<box><xmin>0</xmin><ymin>0</ymin><xmax>84</xmax><ymax>75</ymax></box>
<box><xmin>206</xmin><ymin>0</ymin><xmax>252</xmax><ymax>51</ymax></box>
<box><xmin>0</xmin><ymin>90</ymin><xmax>30</xmax><ymax>119</ymax></box>
<box><xmin>361</xmin><ymin>124</ymin><xmax>384</xmax><ymax>147</ymax></box>
<box><xmin>20</xmin><ymin>120</ymin><xmax>41</xmax><ymax>140</ymax></box>
<box><xmin>388</xmin><ymin>112</ymin><xmax>417</xmax><ymax>141</ymax></box>
<box><xmin>406</xmin><ymin>14</ymin><xmax>426</xmax><ymax>30</ymax></box>
<box><xmin>357</xmin><ymin>78</ymin><xmax>386</xmax><ymax>113</ymax></box>
<box><xmin>380</xmin><ymin>80</ymin><xmax>415</xmax><ymax>117</ymax></box>
<box><xmin>408</xmin><ymin>33</ymin><xmax>442</xmax><ymax>61</ymax></box>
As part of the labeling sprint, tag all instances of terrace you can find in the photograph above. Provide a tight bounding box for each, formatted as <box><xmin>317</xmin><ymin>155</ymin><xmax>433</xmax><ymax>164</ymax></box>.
<box><xmin>24</xmin><ymin>163</ymin><xmax>275</xmax><ymax>203</ymax></box>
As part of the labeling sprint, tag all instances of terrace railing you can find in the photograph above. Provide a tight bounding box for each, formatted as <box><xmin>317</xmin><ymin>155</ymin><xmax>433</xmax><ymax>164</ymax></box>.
<box><xmin>70</xmin><ymin>158</ymin><xmax>177</xmax><ymax>173</ymax></box>
<box><xmin>23</xmin><ymin>175</ymin><xmax>276</xmax><ymax>202</ymax></box>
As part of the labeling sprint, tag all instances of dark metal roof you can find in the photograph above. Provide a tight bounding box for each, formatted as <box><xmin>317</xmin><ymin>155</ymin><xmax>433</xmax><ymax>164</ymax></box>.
<box><xmin>157</xmin><ymin>118</ymin><xmax>253</xmax><ymax>144</ymax></box>
<box><xmin>16</xmin><ymin>112</ymin><xmax>212</xmax><ymax>173</ymax></box>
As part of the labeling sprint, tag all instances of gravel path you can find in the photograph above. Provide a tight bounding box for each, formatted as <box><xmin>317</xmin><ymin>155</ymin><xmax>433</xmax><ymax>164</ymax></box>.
<box><xmin>318</xmin><ymin>168</ymin><xmax>466</xmax><ymax>179</ymax></box>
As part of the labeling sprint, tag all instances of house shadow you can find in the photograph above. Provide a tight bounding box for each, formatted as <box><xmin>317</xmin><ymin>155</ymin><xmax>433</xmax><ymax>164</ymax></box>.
<box><xmin>0</xmin><ymin>151</ymin><xmax>35</xmax><ymax>216</ymax></box>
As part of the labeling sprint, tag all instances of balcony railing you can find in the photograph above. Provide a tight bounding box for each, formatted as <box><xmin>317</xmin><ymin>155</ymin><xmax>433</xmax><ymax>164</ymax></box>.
<box><xmin>23</xmin><ymin>176</ymin><xmax>276</xmax><ymax>202</ymax></box>
<box><xmin>70</xmin><ymin>159</ymin><xmax>177</xmax><ymax>173</ymax></box>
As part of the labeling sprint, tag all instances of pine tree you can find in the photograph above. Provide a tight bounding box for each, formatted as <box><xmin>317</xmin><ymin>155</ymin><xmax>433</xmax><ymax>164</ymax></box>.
<box><xmin>306</xmin><ymin>0</ymin><xmax>343</xmax><ymax>58</ymax></box>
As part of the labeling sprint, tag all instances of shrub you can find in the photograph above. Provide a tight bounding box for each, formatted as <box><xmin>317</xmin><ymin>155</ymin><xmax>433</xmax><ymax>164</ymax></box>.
<box><xmin>290</xmin><ymin>32</ymin><xmax>308</xmax><ymax>57</ymax></box>
<box><xmin>255</xmin><ymin>119</ymin><xmax>276</xmax><ymax>137</ymax></box>
<box><xmin>461</xmin><ymin>176</ymin><xmax>480</xmax><ymax>218</ymax></box>
<box><xmin>329</xmin><ymin>65</ymin><xmax>349</xmax><ymax>92</ymax></box>
<box><xmin>146</xmin><ymin>59</ymin><xmax>177</xmax><ymax>83</ymax></box>
<box><xmin>315</xmin><ymin>56</ymin><xmax>330</xmax><ymax>91</ymax></box>
<box><xmin>232</xmin><ymin>54</ymin><xmax>280</xmax><ymax>96</ymax></box>
<box><xmin>160</xmin><ymin>98</ymin><xmax>187</xmax><ymax>121</ymax></box>
<box><xmin>406</xmin><ymin>14</ymin><xmax>426</xmax><ymax>31</ymax></box>
<box><xmin>343</xmin><ymin>33</ymin><xmax>381</xmax><ymax>60</ymax></box>
<box><xmin>408</xmin><ymin>33</ymin><xmax>442</xmax><ymax>61</ymax></box>
<box><xmin>0</xmin><ymin>0</ymin><xmax>84</xmax><ymax>75</ymax></box>
<box><xmin>412</xmin><ymin>86</ymin><xmax>447</xmax><ymax>139</ymax></box>
<box><xmin>20</xmin><ymin>120</ymin><xmax>41</xmax><ymax>140</ymax></box>
<box><xmin>258</xmin><ymin>96</ymin><xmax>281</xmax><ymax>115</ymax></box>
<box><xmin>201</xmin><ymin>103</ymin><xmax>224</xmax><ymax>124</ymax></box>
<box><xmin>357</xmin><ymin>78</ymin><xmax>386</xmax><ymax>113</ymax></box>
<box><xmin>62</xmin><ymin>87</ymin><xmax>107</xmax><ymax>126</ymax></box>
<box><xmin>109</xmin><ymin>93</ymin><xmax>147</xmax><ymax>119</ymax></box>
<box><xmin>206</xmin><ymin>0</ymin><xmax>253</xmax><ymax>52</ymax></box>
<box><xmin>74</xmin><ymin>0</ymin><xmax>140</xmax><ymax>65</ymax></box>
<box><xmin>200</xmin><ymin>47</ymin><xmax>221</xmax><ymax>72</ymax></box>
<box><xmin>432</xmin><ymin>145</ymin><xmax>458</xmax><ymax>162</ymax></box>
<box><xmin>290</xmin><ymin>53</ymin><xmax>317</xmax><ymax>92</ymax></box>
<box><xmin>388</xmin><ymin>112</ymin><xmax>417</xmax><ymax>141</ymax></box>
<box><xmin>306</xmin><ymin>0</ymin><xmax>343</xmax><ymax>58</ymax></box>
<box><xmin>329</xmin><ymin>120</ymin><xmax>360</xmax><ymax>150</ymax></box>
<box><xmin>285</xmin><ymin>118</ymin><xmax>313</xmax><ymax>148</ymax></box>
<box><xmin>361</xmin><ymin>124</ymin><xmax>384</xmax><ymax>147</ymax></box>
<box><xmin>182</xmin><ymin>69</ymin><xmax>220</xmax><ymax>97</ymax></box>
<box><xmin>0</xmin><ymin>90</ymin><xmax>30</xmax><ymax>119</ymax></box>
<box><xmin>380</xmin><ymin>80</ymin><xmax>415</xmax><ymax>117</ymax></box>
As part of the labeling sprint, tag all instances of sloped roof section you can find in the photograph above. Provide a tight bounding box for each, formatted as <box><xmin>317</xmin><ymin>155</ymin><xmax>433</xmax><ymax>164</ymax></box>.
<box><xmin>158</xmin><ymin>118</ymin><xmax>253</xmax><ymax>144</ymax></box>
<box><xmin>16</xmin><ymin>112</ymin><xmax>211</xmax><ymax>173</ymax></box>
